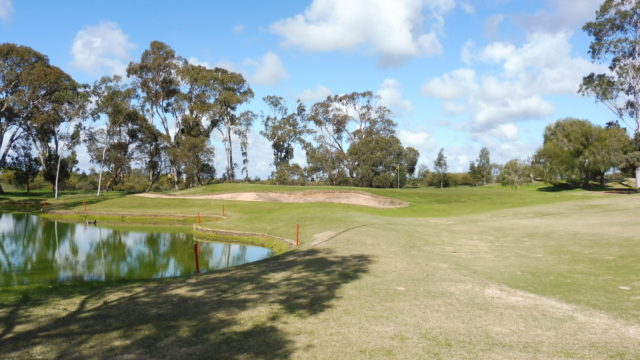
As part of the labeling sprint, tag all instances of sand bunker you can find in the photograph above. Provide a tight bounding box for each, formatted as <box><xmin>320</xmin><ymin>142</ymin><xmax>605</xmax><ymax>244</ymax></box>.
<box><xmin>136</xmin><ymin>190</ymin><xmax>408</xmax><ymax>209</ymax></box>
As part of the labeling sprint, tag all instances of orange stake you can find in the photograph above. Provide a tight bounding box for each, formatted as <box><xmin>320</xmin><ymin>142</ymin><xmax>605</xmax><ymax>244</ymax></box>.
<box><xmin>194</xmin><ymin>243</ymin><xmax>200</xmax><ymax>274</ymax></box>
<box><xmin>83</xmin><ymin>200</ymin><xmax>87</xmax><ymax>212</ymax></box>
<box><xmin>296</xmin><ymin>224</ymin><xmax>300</xmax><ymax>246</ymax></box>
<box><xmin>197</xmin><ymin>211</ymin><xmax>201</xmax><ymax>225</ymax></box>
<box><xmin>222</xmin><ymin>204</ymin><xmax>225</xmax><ymax>216</ymax></box>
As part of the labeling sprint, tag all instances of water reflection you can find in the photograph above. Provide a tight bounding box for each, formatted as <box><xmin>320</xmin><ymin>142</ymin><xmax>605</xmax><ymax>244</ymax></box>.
<box><xmin>0</xmin><ymin>213</ymin><xmax>273</xmax><ymax>286</ymax></box>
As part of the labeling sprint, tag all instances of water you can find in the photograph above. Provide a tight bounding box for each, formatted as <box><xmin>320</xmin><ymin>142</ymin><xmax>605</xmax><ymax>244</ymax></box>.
<box><xmin>0</xmin><ymin>213</ymin><xmax>273</xmax><ymax>286</ymax></box>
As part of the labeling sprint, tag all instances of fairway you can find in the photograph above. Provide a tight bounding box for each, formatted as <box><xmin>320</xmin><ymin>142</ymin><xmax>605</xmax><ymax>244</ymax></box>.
<box><xmin>1</xmin><ymin>184</ymin><xmax>639</xmax><ymax>359</ymax></box>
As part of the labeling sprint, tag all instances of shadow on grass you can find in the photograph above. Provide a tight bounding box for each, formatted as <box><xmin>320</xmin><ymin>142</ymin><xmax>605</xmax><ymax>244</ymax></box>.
<box><xmin>0</xmin><ymin>248</ymin><xmax>372</xmax><ymax>359</ymax></box>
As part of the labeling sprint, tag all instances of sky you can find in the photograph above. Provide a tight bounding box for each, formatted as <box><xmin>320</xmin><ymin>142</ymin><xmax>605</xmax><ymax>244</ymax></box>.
<box><xmin>0</xmin><ymin>0</ymin><xmax>615</xmax><ymax>178</ymax></box>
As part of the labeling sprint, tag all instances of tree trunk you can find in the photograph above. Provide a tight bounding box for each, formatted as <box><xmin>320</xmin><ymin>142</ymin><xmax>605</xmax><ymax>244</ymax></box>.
<box><xmin>226</xmin><ymin>127</ymin><xmax>234</xmax><ymax>181</ymax></box>
<box><xmin>54</xmin><ymin>154</ymin><xmax>62</xmax><ymax>200</ymax></box>
<box><xmin>171</xmin><ymin>165</ymin><xmax>179</xmax><ymax>191</ymax></box>
<box><xmin>97</xmin><ymin>141</ymin><xmax>108</xmax><ymax>196</ymax></box>
<box><xmin>600</xmin><ymin>172</ymin><xmax>605</xmax><ymax>188</ymax></box>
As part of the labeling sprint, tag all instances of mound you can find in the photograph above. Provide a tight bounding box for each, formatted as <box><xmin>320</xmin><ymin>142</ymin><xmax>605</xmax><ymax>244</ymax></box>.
<box><xmin>136</xmin><ymin>190</ymin><xmax>408</xmax><ymax>209</ymax></box>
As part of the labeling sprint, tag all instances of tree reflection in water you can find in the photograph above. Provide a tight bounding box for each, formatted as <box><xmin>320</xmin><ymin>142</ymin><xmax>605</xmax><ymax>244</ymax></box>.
<box><xmin>0</xmin><ymin>213</ymin><xmax>273</xmax><ymax>286</ymax></box>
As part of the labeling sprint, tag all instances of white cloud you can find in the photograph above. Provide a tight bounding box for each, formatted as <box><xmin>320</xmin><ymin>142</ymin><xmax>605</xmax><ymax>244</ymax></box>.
<box><xmin>460</xmin><ymin>40</ymin><xmax>473</xmax><ymax>65</ymax></box>
<box><xmin>398</xmin><ymin>129</ymin><xmax>434</xmax><ymax>149</ymax></box>
<box><xmin>233</xmin><ymin>24</ymin><xmax>245</xmax><ymax>34</ymax></box>
<box><xmin>422</xmin><ymin>30</ymin><xmax>604</xmax><ymax>133</ymax></box>
<box><xmin>422</xmin><ymin>68</ymin><xmax>478</xmax><ymax>100</ymax></box>
<box><xmin>377</xmin><ymin>78</ymin><xmax>413</xmax><ymax>116</ymax></box>
<box><xmin>270</xmin><ymin>0</ymin><xmax>455</xmax><ymax>66</ymax></box>
<box><xmin>460</xmin><ymin>2</ymin><xmax>475</xmax><ymax>14</ymax></box>
<box><xmin>297</xmin><ymin>84</ymin><xmax>332</xmax><ymax>103</ymax></box>
<box><xmin>71</xmin><ymin>21</ymin><xmax>135</xmax><ymax>76</ymax></box>
<box><xmin>488</xmin><ymin>123</ymin><xmax>519</xmax><ymax>141</ymax></box>
<box><xmin>484</xmin><ymin>14</ymin><xmax>504</xmax><ymax>39</ymax></box>
<box><xmin>443</xmin><ymin>101</ymin><xmax>467</xmax><ymax>115</ymax></box>
<box><xmin>518</xmin><ymin>0</ymin><xmax>601</xmax><ymax>33</ymax></box>
<box><xmin>248</xmin><ymin>51</ymin><xmax>288</xmax><ymax>87</ymax></box>
<box><xmin>0</xmin><ymin>0</ymin><xmax>13</xmax><ymax>22</ymax></box>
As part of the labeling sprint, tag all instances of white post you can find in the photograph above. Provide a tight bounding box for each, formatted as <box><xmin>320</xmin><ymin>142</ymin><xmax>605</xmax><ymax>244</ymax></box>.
<box><xmin>636</xmin><ymin>166</ymin><xmax>640</xmax><ymax>189</ymax></box>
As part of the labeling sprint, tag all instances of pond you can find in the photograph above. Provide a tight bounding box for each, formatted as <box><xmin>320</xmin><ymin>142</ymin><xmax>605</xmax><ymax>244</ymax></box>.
<box><xmin>0</xmin><ymin>213</ymin><xmax>273</xmax><ymax>286</ymax></box>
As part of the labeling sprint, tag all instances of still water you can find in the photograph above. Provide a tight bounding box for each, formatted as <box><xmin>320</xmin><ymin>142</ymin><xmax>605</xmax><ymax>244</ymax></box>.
<box><xmin>0</xmin><ymin>213</ymin><xmax>273</xmax><ymax>286</ymax></box>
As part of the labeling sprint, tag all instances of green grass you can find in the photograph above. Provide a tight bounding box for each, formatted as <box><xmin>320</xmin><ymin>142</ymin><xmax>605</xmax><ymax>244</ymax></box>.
<box><xmin>1</xmin><ymin>183</ymin><xmax>639</xmax><ymax>359</ymax></box>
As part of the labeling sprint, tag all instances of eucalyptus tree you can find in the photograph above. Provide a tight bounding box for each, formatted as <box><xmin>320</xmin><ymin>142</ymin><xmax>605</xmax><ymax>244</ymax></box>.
<box><xmin>261</xmin><ymin>95</ymin><xmax>309</xmax><ymax>172</ymax></box>
<box><xmin>212</xmin><ymin>67</ymin><xmax>253</xmax><ymax>181</ymax></box>
<box><xmin>127</xmin><ymin>41</ymin><xmax>182</xmax><ymax>189</ymax></box>
<box><xmin>535</xmin><ymin>118</ymin><xmax>631</xmax><ymax>188</ymax></box>
<box><xmin>8</xmin><ymin>137</ymin><xmax>40</xmax><ymax>192</ymax></box>
<box><xmin>0</xmin><ymin>44</ymin><xmax>49</xmax><ymax>192</ymax></box>
<box><xmin>348</xmin><ymin>135</ymin><xmax>418</xmax><ymax>188</ymax></box>
<box><xmin>434</xmin><ymin>148</ymin><xmax>448</xmax><ymax>188</ymax></box>
<box><xmin>235</xmin><ymin>110</ymin><xmax>256</xmax><ymax>181</ymax></box>
<box><xmin>307</xmin><ymin>91</ymin><xmax>396</xmax><ymax>181</ymax></box>
<box><xmin>580</xmin><ymin>0</ymin><xmax>640</xmax><ymax>186</ymax></box>
<box><xmin>89</xmin><ymin>75</ymin><xmax>142</xmax><ymax>195</ymax></box>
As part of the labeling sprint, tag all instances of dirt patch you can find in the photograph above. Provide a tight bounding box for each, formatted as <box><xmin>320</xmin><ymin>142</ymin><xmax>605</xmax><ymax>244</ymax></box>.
<box><xmin>136</xmin><ymin>190</ymin><xmax>408</xmax><ymax>209</ymax></box>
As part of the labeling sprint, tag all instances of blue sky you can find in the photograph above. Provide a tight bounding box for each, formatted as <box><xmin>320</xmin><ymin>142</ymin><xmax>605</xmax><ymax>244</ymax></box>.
<box><xmin>0</xmin><ymin>0</ymin><xmax>614</xmax><ymax>178</ymax></box>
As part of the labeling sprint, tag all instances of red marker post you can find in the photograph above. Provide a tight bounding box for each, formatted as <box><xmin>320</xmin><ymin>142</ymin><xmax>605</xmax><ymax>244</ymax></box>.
<box><xmin>83</xmin><ymin>201</ymin><xmax>87</xmax><ymax>212</ymax></box>
<box><xmin>296</xmin><ymin>223</ymin><xmax>300</xmax><ymax>246</ymax></box>
<box><xmin>194</xmin><ymin>243</ymin><xmax>200</xmax><ymax>274</ymax></box>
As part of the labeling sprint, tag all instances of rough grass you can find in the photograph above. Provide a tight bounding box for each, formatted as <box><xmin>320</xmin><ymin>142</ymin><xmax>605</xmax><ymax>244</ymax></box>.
<box><xmin>1</xmin><ymin>184</ymin><xmax>639</xmax><ymax>359</ymax></box>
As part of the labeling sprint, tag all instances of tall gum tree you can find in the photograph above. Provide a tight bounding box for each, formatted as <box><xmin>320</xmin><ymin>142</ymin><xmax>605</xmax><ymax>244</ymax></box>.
<box><xmin>127</xmin><ymin>41</ymin><xmax>182</xmax><ymax>190</ymax></box>
<box><xmin>0</xmin><ymin>44</ymin><xmax>49</xmax><ymax>193</ymax></box>
<box><xmin>580</xmin><ymin>0</ymin><xmax>640</xmax><ymax>187</ymax></box>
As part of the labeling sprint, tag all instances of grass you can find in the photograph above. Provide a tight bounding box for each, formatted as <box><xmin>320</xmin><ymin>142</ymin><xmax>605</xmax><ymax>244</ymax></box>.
<box><xmin>1</xmin><ymin>183</ymin><xmax>639</xmax><ymax>359</ymax></box>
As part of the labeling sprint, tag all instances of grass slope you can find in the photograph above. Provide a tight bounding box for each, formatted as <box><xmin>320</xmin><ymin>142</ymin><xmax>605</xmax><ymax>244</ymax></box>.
<box><xmin>1</xmin><ymin>184</ymin><xmax>639</xmax><ymax>359</ymax></box>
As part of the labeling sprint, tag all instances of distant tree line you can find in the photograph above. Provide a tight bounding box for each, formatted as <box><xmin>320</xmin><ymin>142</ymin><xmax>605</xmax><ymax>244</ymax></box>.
<box><xmin>0</xmin><ymin>41</ymin><xmax>419</xmax><ymax>194</ymax></box>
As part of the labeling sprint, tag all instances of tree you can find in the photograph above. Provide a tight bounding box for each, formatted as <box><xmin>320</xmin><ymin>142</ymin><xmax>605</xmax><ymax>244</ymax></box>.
<box><xmin>261</xmin><ymin>96</ymin><xmax>308</xmax><ymax>171</ymax></box>
<box><xmin>8</xmin><ymin>138</ymin><xmax>40</xmax><ymax>192</ymax></box>
<box><xmin>212</xmin><ymin>67</ymin><xmax>253</xmax><ymax>181</ymax></box>
<box><xmin>89</xmin><ymin>75</ymin><xmax>141</xmax><ymax>195</ymax></box>
<box><xmin>535</xmin><ymin>118</ymin><xmax>631</xmax><ymax>188</ymax></box>
<box><xmin>580</xmin><ymin>0</ymin><xmax>640</xmax><ymax>187</ymax></box>
<box><xmin>127</xmin><ymin>41</ymin><xmax>182</xmax><ymax>189</ymax></box>
<box><xmin>434</xmin><ymin>148</ymin><xmax>448</xmax><ymax>188</ymax></box>
<box><xmin>468</xmin><ymin>147</ymin><xmax>492</xmax><ymax>186</ymax></box>
<box><xmin>307</xmin><ymin>91</ymin><xmax>396</xmax><ymax>180</ymax></box>
<box><xmin>348</xmin><ymin>135</ymin><xmax>411</xmax><ymax>188</ymax></box>
<box><xmin>235</xmin><ymin>110</ymin><xmax>256</xmax><ymax>181</ymax></box>
<box><xmin>498</xmin><ymin>159</ymin><xmax>532</xmax><ymax>188</ymax></box>
<box><xmin>0</xmin><ymin>44</ymin><xmax>51</xmax><ymax>192</ymax></box>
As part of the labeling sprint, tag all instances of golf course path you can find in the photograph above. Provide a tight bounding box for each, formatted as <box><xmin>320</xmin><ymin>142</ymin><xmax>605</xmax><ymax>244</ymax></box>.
<box><xmin>135</xmin><ymin>190</ymin><xmax>409</xmax><ymax>209</ymax></box>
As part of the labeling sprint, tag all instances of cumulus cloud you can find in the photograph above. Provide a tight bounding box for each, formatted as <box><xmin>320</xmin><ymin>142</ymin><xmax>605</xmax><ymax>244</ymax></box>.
<box><xmin>247</xmin><ymin>51</ymin><xmax>288</xmax><ymax>87</ymax></box>
<box><xmin>71</xmin><ymin>21</ymin><xmax>135</xmax><ymax>75</ymax></box>
<box><xmin>0</xmin><ymin>0</ymin><xmax>13</xmax><ymax>22</ymax></box>
<box><xmin>422</xmin><ymin>30</ymin><xmax>604</xmax><ymax>133</ymax></box>
<box><xmin>484</xmin><ymin>14</ymin><xmax>504</xmax><ymax>39</ymax></box>
<box><xmin>297</xmin><ymin>84</ymin><xmax>332</xmax><ymax>103</ymax></box>
<box><xmin>422</xmin><ymin>68</ymin><xmax>478</xmax><ymax>100</ymax></box>
<box><xmin>518</xmin><ymin>0</ymin><xmax>601</xmax><ymax>33</ymax></box>
<box><xmin>377</xmin><ymin>78</ymin><xmax>413</xmax><ymax>116</ymax></box>
<box><xmin>270</xmin><ymin>0</ymin><xmax>455</xmax><ymax>66</ymax></box>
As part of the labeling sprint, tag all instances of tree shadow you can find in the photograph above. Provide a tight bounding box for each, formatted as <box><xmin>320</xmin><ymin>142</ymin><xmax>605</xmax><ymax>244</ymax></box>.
<box><xmin>0</xmin><ymin>248</ymin><xmax>372</xmax><ymax>359</ymax></box>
